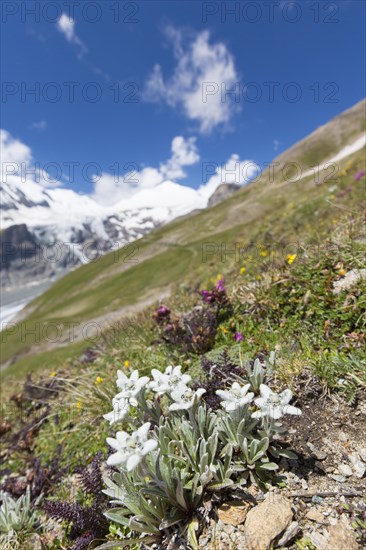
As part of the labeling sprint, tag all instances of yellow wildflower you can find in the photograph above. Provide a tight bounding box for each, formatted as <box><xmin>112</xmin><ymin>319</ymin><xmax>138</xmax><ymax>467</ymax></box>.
<box><xmin>240</xmin><ymin>267</ymin><xmax>246</xmax><ymax>274</ymax></box>
<box><xmin>50</xmin><ymin>372</ymin><xmax>57</xmax><ymax>377</ymax></box>
<box><xmin>338</xmin><ymin>269</ymin><xmax>346</xmax><ymax>277</ymax></box>
<box><xmin>221</xmin><ymin>327</ymin><xmax>228</xmax><ymax>334</ymax></box>
<box><xmin>124</xmin><ymin>360</ymin><xmax>130</xmax><ymax>368</ymax></box>
<box><xmin>216</xmin><ymin>273</ymin><xmax>222</xmax><ymax>280</ymax></box>
<box><xmin>260</xmin><ymin>250</ymin><xmax>268</xmax><ymax>257</ymax></box>
<box><xmin>76</xmin><ymin>401</ymin><xmax>83</xmax><ymax>411</ymax></box>
<box><xmin>95</xmin><ymin>376</ymin><xmax>104</xmax><ymax>385</ymax></box>
<box><xmin>256</xmin><ymin>275</ymin><xmax>262</xmax><ymax>281</ymax></box>
<box><xmin>287</xmin><ymin>254</ymin><xmax>297</xmax><ymax>265</ymax></box>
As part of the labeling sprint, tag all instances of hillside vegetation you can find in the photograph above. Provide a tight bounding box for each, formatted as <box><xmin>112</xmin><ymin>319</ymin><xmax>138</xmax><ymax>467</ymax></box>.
<box><xmin>0</xmin><ymin>101</ymin><xmax>365</xmax><ymax>549</ymax></box>
<box><xmin>1</xmin><ymin>99</ymin><xmax>365</xmax><ymax>375</ymax></box>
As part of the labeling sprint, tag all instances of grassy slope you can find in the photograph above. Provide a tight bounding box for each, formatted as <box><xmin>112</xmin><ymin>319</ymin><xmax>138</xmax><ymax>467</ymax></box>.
<box><xmin>1</xmin><ymin>99</ymin><xmax>365</xmax><ymax>374</ymax></box>
<box><xmin>0</xmin><ymin>106</ymin><xmax>365</xmax><ymax>549</ymax></box>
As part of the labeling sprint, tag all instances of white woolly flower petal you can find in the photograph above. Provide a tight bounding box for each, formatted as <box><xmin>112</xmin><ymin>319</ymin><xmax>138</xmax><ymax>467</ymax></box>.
<box><xmin>259</xmin><ymin>384</ymin><xmax>273</xmax><ymax>399</ymax></box>
<box><xmin>280</xmin><ymin>389</ymin><xmax>293</xmax><ymax>405</ymax></box>
<box><xmin>107</xmin><ymin>451</ymin><xmax>126</xmax><ymax>466</ymax></box>
<box><xmin>103</xmin><ymin>398</ymin><xmax>129</xmax><ymax>424</ymax></box>
<box><xmin>106</xmin><ymin>437</ymin><xmax>120</xmax><ymax>450</ymax></box>
<box><xmin>169</xmin><ymin>401</ymin><xmax>191</xmax><ymax>411</ymax></box>
<box><xmin>136</xmin><ymin>422</ymin><xmax>151</xmax><ymax>441</ymax></box>
<box><xmin>103</xmin><ymin>411</ymin><xmax>115</xmax><ymax>424</ymax></box>
<box><xmin>267</xmin><ymin>407</ymin><xmax>284</xmax><ymax>420</ymax></box>
<box><xmin>216</xmin><ymin>389</ymin><xmax>234</xmax><ymax>401</ymax></box>
<box><xmin>141</xmin><ymin>439</ymin><xmax>158</xmax><ymax>455</ymax></box>
<box><xmin>126</xmin><ymin>454</ymin><xmax>141</xmax><ymax>471</ymax></box>
<box><xmin>240</xmin><ymin>393</ymin><xmax>254</xmax><ymax>405</ymax></box>
<box><xmin>222</xmin><ymin>401</ymin><xmax>237</xmax><ymax>412</ymax></box>
<box><xmin>283</xmin><ymin>405</ymin><xmax>302</xmax><ymax>416</ymax></box>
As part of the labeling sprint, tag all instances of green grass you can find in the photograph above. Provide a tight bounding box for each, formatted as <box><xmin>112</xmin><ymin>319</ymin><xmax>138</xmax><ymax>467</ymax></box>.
<box><xmin>2</xmin><ymin>145</ymin><xmax>365</xmax><ymax>374</ymax></box>
<box><xmin>1</xmin><ymin>149</ymin><xmax>365</xmax><ymax>548</ymax></box>
<box><xmin>1</xmin><ymin>99</ymin><xmax>365</xmax><ymax>375</ymax></box>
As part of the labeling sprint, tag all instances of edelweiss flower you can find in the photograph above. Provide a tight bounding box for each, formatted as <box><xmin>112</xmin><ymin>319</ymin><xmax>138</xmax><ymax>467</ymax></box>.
<box><xmin>169</xmin><ymin>384</ymin><xmax>206</xmax><ymax>411</ymax></box>
<box><xmin>149</xmin><ymin>365</ymin><xmax>191</xmax><ymax>396</ymax></box>
<box><xmin>103</xmin><ymin>396</ymin><xmax>130</xmax><ymax>425</ymax></box>
<box><xmin>252</xmin><ymin>384</ymin><xmax>302</xmax><ymax>420</ymax></box>
<box><xmin>106</xmin><ymin>422</ymin><xmax>157</xmax><ymax>470</ymax></box>
<box><xmin>115</xmin><ymin>369</ymin><xmax>149</xmax><ymax>402</ymax></box>
<box><xmin>216</xmin><ymin>382</ymin><xmax>254</xmax><ymax>412</ymax></box>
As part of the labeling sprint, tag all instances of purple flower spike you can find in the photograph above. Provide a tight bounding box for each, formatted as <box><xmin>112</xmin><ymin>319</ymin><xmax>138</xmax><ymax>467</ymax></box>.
<box><xmin>234</xmin><ymin>332</ymin><xmax>244</xmax><ymax>342</ymax></box>
<box><xmin>354</xmin><ymin>170</ymin><xmax>365</xmax><ymax>181</ymax></box>
<box><xmin>200</xmin><ymin>290</ymin><xmax>214</xmax><ymax>303</ymax></box>
<box><xmin>156</xmin><ymin>305</ymin><xmax>170</xmax><ymax>316</ymax></box>
<box><xmin>216</xmin><ymin>279</ymin><xmax>225</xmax><ymax>292</ymax></box>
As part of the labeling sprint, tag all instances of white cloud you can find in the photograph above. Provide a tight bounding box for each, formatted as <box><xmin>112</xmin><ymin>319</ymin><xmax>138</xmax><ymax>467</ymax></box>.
<box><xmin>30</xmin><ymin>120</ymin><xmax>47</xmax><ymax>131</ymax></box>
<box><xmin>199</xmin><ymin>155</ymin><xmax>260</xmax><ymax>199</ymax></box>
<box><xmin>1</xmin><ymin>129</ymin><xmax>60</xmax><ymax>188</ymax></box>
<box><xmin>93</xmin><ymin>136</ymin><xmax>200</xmax><ymax>205</ymax></box>
<box><xmin>160</xmin><ymin>136</ymin><xmax>200</xmax><ymax>179</ymax></box>
<box><xmin>144</xmin><ymin>28</ymin><xmax>239</xmax><ymax>134</ymax></box>
<box><xmin>56</xmin><ymin>14</ymin><xmax>88</xmax><ymax>59</ymax></box>
<box><xmin>1</xmin><ymin>129</ymin><xmax>32</xmax><ymax>166</ymax></box>
<box><xmin>273</xmin><ymin>139</ymin><xmax>280</xmax><ymax>152</ymax></box>
<box><xmin>2</xmin><ymin>130</ymin><xmax>258</xmax><ymax>211</ymax></box>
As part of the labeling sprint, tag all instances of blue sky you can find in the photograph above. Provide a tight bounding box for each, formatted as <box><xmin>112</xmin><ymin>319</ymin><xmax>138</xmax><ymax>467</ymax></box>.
<box><xmin>1</xmin><ymin>0</ymin><xmax>365</xmax><ymax>199</ymax></box>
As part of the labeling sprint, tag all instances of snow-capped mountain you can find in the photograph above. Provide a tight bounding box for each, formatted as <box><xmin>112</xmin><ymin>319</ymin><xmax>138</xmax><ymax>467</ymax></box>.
<box><xmin>0</xmin><ymin>177</ymin><xmax>207</xmax><ymax>289</ymax></box>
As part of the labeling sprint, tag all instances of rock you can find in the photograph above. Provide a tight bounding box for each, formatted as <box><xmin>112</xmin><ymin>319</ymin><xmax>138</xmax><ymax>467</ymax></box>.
<box><xmin>353</xmin><ymin>461</ymin><xmax>365</xmax><ymax>478</ymax></box>
<box><xmin>307</xmin><ymin>509</ymin><xmax>326</xmax><ymax>523</ymax></box>
<box><xmin>332</xmin><ymin>268</ymin><xmax>366</xmax><ymax>294</ymax></box>
<box><xmin>338</xmin><ymin>464</ymin><xmax>353</xmax><ymax>477</ymax></box>
<box><xmin>326</xmin><ymin>522</ymin><xmax>359</xmax><ymax>550</ymax></box>
<box><xmin>338</xmin><ymin>432</ymin><xmax>348</xmax><ymax>442</ymax></box>
<box><xmin>309</xmin><ymin>530</ymin><xmax>329</xmax><ymax>550</ymax></box>
<box><xmin>307</xmin><ymin>442</ymin><xmax>327</xmax><ymax>461</ymax></box>
<box><xmin>329</xmin><ymin>474</ymin><xmax>346</xmax><ymax>483</ymax></box>
<box><xmin>207</xmin><ymin>183</ymin><xmax>240</xmax><ymax>207</ymax></box>
<box><xmin>217</xmin><ymin>500</ymin><xmax>250</xmax><ymax>526</ymax></box>
<box><xmin>316</xmin><ymin>450</ymin><xmax>327</xmax><ymax>461</ymax></box>
<box><xmin>277</xmin><ymin>521</ymin><xmax>299</xmax><ymax>546</ymax></box>
<box><xmin>359</xmin><ymin>448</ymin><xmax>366</xmax><ymax>462</ymax></box>
<box><xmin>315</xmin><ymin>461</ymin><xmax>327</xmax><ymax>472</ymax></box>
<box><xmin>301</xmin><ymin>479</ymin><xmax>309</xmax><ymax>490</ymax></box>
<box><xmin>242</xmin><ymin>495</ymin><xmax>293</xmax><ymax>550</ymax></box>
<box><xmin>349</xmin><ymin>453</ymin><xmax>366</xmax><ymax>478</ymax></box>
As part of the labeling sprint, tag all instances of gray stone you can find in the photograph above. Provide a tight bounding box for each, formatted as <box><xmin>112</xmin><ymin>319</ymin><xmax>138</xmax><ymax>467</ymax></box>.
<box><xmin>329</xmin><ymin>474</ymin><xmax>346</xmax><ymax>483</ymax></box>
<box><xmin>332</xmin><ymin>268</ymin><xmax>366</xmax><ymax>294</ymax></box>
<box><xmin>349</xmin><ymin>453</ymin><xmax>366</xmax><ymax>478</ymax></box>
<box><xmin>338</xmin><ymin>464</ymin><xmax>353</xmax><ymax>477</ymax></box>
<box><xmin>359</xmin><ymin>448</ymin><xmax>366</xmax><ymax>462</ymax></box>
<box><xmin>309</xmin><ymin>530</ymin><xmax>329</xmax><ymax>550</ymax></box>
<box><xmin>277</xmin><ymin>521</ymin><xmax>300</xmax><ymax>546</ymax></box>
